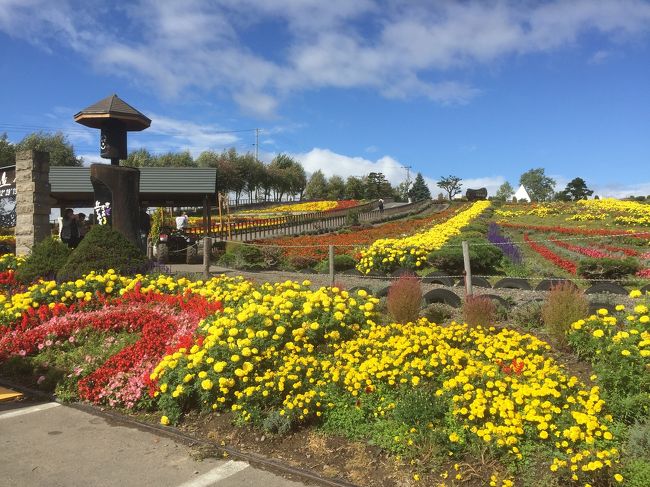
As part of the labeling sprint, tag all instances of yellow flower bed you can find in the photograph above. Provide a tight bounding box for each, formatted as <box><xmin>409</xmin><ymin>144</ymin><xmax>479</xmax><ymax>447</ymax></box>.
<box><xmin>240</xmin><ymin>200</ymin><xmax>339</xmax><ymax>214</ymax></box>
<box><xmin>565</xmin><ymin>212</ymin><xmax>607</xmax><ymax>222</ymax></box>
<box><xmin>334</xmin><ymin>320</ymin><xmax>621</xmax><ymax>484</ymax></box>
<box><xmin>578</xmin><ymin>198</ymin><xmax>650</xmax><ymax>226</ymax></box>
<box><xmin>357</xmin><ymin>201</ymin><xmax>490</xmax><ymax>273</ymax></box>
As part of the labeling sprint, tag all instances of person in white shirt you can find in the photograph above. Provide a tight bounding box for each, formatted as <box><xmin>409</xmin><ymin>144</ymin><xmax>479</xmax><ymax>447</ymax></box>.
<box><xmin>175</xmin><ymin>212</ymin><xmax>189</xmax><ymax>230</ymax></box>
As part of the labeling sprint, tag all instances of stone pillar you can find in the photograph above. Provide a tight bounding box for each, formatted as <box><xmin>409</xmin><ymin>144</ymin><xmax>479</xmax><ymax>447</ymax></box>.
<box><xmin>15</xmin><ymin>150</ymin><xmax>52</xmax><ymax>256</ymax></box>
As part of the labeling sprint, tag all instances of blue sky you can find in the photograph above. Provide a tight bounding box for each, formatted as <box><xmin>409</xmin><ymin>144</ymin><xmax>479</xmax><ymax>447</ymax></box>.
<box><xmin>1</xmin><ymin>0</ymin><xmax>649</xmax><ymax>197</ymax></box>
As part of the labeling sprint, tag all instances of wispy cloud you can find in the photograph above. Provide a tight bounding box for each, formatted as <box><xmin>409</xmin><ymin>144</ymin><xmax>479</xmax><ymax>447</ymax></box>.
<box><xmin>2</xmin><ymin>1</ymin><xmax>650</xmax><ymax>116</ymax></box>
<box><xmin>588</xmin><ymin>49</ymin><xmax>612</xmax><ymax>64</ymax></box>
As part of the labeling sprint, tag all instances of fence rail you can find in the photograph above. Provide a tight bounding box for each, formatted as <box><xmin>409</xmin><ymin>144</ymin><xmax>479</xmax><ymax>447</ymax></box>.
<box><xmin>186</xmin><ymin>199</ymin><xmax>438</xmax><ymax>242</ymax></box>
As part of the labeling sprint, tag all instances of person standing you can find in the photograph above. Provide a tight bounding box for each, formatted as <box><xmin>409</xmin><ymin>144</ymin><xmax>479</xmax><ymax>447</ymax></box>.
<box><xmin>60</xmin><ymin>208</ymin><xmax>80</xmax><ymax>248</ymax></box>
<box><xmin>378</xmin><ymin>198</ymin><xmax>384</xmax><ymax>214</ymax></box>
<box><xmin>77</xmin><ymin>213</ymin><xmax>89</xmax><ymax>240</ymax></box>
<box><xmin>175</xmin><ymin>211</ymin><xmax>189</xmax><ymax>231</ymax></box>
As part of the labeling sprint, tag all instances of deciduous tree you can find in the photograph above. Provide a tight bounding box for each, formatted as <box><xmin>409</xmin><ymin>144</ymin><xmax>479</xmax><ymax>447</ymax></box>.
<box><xmin>437</xmin><ymin>175</ymin><xmax>462</xmax><ymax>201</ymax></box>
<box><xmin>519</xmin><ymin>168</ymin><xmax>555</xmax><ymax>202</ymax></box>
<box><xmin>495</xmin><ymin>181</ymin><xmax>515</xmax><ymax>201</ymax></box>
<box><xmin>16</xmin><ymin>131</ymin><xmax>82</xmax><ymax>166</ymax></box>
<box><xmin>305</xmin><ymin>170</ymin><xmax>328</xmax><ymax>200</ymax></box>
<box><xmin>0</xmin><ymin>133</ymin><xmax>15</xmax><ymax>168</ymax></box>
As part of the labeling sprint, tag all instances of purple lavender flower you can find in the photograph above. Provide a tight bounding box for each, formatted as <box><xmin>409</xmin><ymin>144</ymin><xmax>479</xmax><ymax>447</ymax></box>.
<box><xmin>488</xmin><ymin>223</ymin><xmax>523</xmax><ymax>264</ymax></box>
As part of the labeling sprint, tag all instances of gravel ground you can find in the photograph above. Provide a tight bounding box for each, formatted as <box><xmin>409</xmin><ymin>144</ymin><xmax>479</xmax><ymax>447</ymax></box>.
<box><xmin>168</xmin><ymin>263</ymin><xmax>638</xmax><ymax>310</ymax></box>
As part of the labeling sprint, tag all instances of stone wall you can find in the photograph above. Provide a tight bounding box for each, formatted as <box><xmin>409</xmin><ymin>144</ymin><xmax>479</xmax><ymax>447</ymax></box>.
<box><xmin>15</xmin><ymin>150</ymin><xmax>52</xmax><ymax>256</ymax></box>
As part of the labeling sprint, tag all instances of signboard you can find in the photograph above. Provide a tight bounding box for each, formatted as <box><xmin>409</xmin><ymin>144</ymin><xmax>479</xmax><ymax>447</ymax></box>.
<box><xmin>91</xmin><ymin>176</ymin><xmax>113</xmax><ymax>226</ymax></box>
<box><xmin>0</xmin><ymin>166</ymin><xmax>16</xmax><ymax>228</ymax></box>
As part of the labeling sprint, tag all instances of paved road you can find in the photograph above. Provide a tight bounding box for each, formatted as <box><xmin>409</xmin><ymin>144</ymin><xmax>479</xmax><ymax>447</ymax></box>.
<box><xmin>0</xmin><ymin>399</ymin><xmax>306</xmax><ymax>487</ymax></box>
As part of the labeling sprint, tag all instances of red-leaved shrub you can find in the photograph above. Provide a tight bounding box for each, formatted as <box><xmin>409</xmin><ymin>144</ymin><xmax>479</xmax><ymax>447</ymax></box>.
<box><xmin>541</xmin><ymin>282</ymin><xmax>588</xmax><ymax>346</ymax></box>
<box><xmin>463</xmin><ymin>295</ymin><xmax>496</xmax><ymax>328</ymax></box>
<box><xmin>387</xmin><ymin>274</ymin><xmax>422</xmax><ymax>324</ymax></box>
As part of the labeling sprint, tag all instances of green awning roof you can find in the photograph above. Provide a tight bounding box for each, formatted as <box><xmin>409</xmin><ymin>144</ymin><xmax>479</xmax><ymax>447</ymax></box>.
<box><xmin>49</xmin><ymin>166</ymin><xmax>217</xmax><ymax>206</ymax></box>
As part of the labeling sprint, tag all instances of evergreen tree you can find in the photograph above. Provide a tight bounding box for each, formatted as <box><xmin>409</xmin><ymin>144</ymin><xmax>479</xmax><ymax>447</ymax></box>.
<box><xmin>557</xmin><ymin>177</ymin><xmax>593</xmax><ymax>201</ymax></box>
<box><xmin>364</xmin><ymin>172</ymin><xmax>392</xmax><ymax>199</ymax></box>
<box><xmin>408</xmin><ymin>173</ymin><xmax>431</xmax><ymax>201</ymax></box>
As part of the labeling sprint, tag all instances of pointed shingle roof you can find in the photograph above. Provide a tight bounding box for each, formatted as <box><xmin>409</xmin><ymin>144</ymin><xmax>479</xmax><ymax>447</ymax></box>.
<box><xmin>74</xmin><ymin>94</ymin><xmax>151</xmax><ymax>131</ymax></box>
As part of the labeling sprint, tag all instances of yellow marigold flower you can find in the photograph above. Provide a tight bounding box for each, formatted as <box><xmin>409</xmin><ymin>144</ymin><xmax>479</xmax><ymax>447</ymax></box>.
<box><xmin>614</xmin><ymin>474</ymin><xmax>623</xmax><ymax>482</ymax></box>
<box><xmin>160</xmin><ymin>415</ymin><xmax>170</xmax><ymax>425</ymax></box>
<box><xmin>621</xmin><ymin>350</ymin><xmax>631</xmax><ymax>356</ymax></box>
<box><xmin>449</xmin><ymin>432</ymin><xmax>460</xmax><ymax>442</ymax></box>
<box><xmin>201</xmin><ymin>379</ymin><xmax>214</xmax><ymax>390</ymax></box>
<box><xmin>592</xmin><ymin>329</ymin><xmax>604</xmax><ymax>338</ymax></box>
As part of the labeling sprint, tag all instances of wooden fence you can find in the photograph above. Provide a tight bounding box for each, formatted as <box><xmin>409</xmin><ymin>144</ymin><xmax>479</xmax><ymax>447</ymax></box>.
<box><xmin>187</xmin><ymin>199</ymin><xmax>438</xmax><ymax>242</ymax></box>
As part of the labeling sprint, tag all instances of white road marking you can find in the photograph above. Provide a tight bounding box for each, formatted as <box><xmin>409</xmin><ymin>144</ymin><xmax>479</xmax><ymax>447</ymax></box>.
<box><xmin>176</xmin><ymin>460</ymin><xmax>249</xmax><ymax>487</ymax></box>
<box><xmin>0</xmin><ymin>401</ymin><xmax>61</xmax><ymax>420</ymax></box>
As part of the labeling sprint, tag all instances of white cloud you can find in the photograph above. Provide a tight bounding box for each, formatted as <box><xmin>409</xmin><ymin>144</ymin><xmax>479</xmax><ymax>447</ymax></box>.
<box><xmin>589</xmin><ymin>49</ymin><xmax>611</xmax><ymax>64</ymax></box>
<box><xmin>3</xmin><ymin>1</ymin><xmax>650</xmax><ymax>115</ymax></box>
<box><xmin>142</xmin><ymin>114</ymin><xmax>241</xmax><ymax>156</ymax></box>
<box><xmin>292</xmin><ymin>148</ymin><xmax>408</xmax><ymax>185</ymax></box>
<box><xmin>591</xmin><ymin>182</ymin><xmax>650</xmax><ymax>199</ymax></box>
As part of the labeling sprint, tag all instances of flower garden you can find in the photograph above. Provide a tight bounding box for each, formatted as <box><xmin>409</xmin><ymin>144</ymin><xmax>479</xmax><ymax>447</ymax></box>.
<box><xmin>1</xmin><ymin>197</ymin><xmax>650</xmax><ymax>486</ymax></box>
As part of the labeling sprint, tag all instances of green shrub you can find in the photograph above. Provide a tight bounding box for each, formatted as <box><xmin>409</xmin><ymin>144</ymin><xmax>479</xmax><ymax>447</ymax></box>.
<box><xmin>428</xmin><ymin>238</ymin><xmax>502</xmax><ymax>274</ymax></box>
<box><xmin>346</xmin><ymin>209</ymin><xmax>360</xmax><ymax>226</ymax></box>
<box><xmin>287</xmin><ymin>255</ymin><xmax>319</xmax><ymax>270</ymax></box>
<box><xmin>314</xmin><ymin>254</ymin><xmax>357</xmax><ymax>273</ymax></box>
<box><xmin>420</xmin><ymin>303</ymin><xmax>456</xmax><ymax>324</ymax></box>
<box><xmin>463</xmin><ymin>295</ymin><xmax>496</xmax><ymax>328</ymax></box>
<box><xmin>623</xmin><ymin>458</ymin><xmax>650</xmax><ymax>487</ymax></box>
<box><xmin>541</xmin><ymin>282</ymin><xmax>589</xmax><ymax>346</ymax></box>
<box><xmin>577</xmin><ymin>257</ymin><xmax>640</xmax><ymax>280</ymax></box>
<box><xmin>57</xmin><ymin>225</ymin><xmax>148</xmax><ymax>281</ymax></box>
<box><xmin>509</xmin><ymin>301</ymin><xmax>544</xmax><ymax>329</ymax></box>
<box><xmin>387</xmin><ymin>274</ymin><xmax>422</xmax><ymax>324</ymax></box>
<box><xmin>15</xmin><ymin>237</ymin><xmax>71</xmax><ymax>284</ymax></box>
<box><xmin>218</xmin><ymin>244</ymin><xmax>264</xmax><ymax>270</ymax></box>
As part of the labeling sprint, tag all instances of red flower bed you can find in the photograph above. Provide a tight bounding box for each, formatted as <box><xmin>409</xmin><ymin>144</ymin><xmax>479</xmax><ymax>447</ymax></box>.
<box><xmin>551</xmin><ymin>239</ymin><xmax>610</xmax><ymax>259</ymax></box>
<box><xmin>524</xmin><ymin>233</ymin><xmax>577</xmax><ymax>274</ymax></box>
<box><xmin>593</xmin><ymin>243</ymin><xmax>640</xmax><ymax>257</ymax></box>
<box><xmin>1</xmin><ymin>287</ymin><xmax>222</xmax><ymax>408</ymax></box>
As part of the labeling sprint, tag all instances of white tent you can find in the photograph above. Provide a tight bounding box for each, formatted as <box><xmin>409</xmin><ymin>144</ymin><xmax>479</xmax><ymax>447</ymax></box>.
<box><xmin>513</xmin><ymin>185</ymin><xmax>531</xmax><ymax>202</ymax></box>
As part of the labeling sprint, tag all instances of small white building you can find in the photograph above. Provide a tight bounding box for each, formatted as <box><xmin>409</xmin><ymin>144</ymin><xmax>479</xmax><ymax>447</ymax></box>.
<box><xmin>513</xmin><ymin>185</ymin><xmax>531</xmax><ymax>202</ymax></box>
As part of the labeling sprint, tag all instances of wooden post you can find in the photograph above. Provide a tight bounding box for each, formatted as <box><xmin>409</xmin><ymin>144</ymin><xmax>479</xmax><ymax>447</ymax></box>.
<box><xmin>329</xmin><ymin>245</ymin><xmax>335</xmax><ymax>287</ymax></box>
<box><xmin>203</xmin><ymin>236</ymin><xmax>211</xmax><ymax>279</ymax></box>
<box><xmin>462</xmin><ymin>240</ymin><xmax>473</xmax><ymax>296</ymax></box>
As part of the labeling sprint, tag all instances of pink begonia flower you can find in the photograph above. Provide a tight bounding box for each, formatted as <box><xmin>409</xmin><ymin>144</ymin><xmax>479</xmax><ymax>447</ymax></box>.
<box><xmin>18</xmin><ymin>350</ymin><xmax>26</xmax><ymax>356</ymax></box>
<box><xmin>38</xmin><ymin>343</ymin><xmax>44</xmax><ymax>350</ymax></box>
<box><xmin>68</xmin><ymin>336</ymin><xmax>75</xmax><ymax>343</ymax></box>
<box><xmin>45</xmin><ymin>340</ymin><xmax>53</xmax><ymax>347</ymax></box>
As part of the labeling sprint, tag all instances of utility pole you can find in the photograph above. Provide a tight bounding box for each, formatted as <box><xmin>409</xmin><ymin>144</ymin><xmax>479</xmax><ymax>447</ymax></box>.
<box><xmin>401</xmin><ymin>165</ymin><xmax>412</xmax><ymax>185</ymax></box>
<box><xmin>255</xmin><ymin>128</ymin><xmax>260</xmax><ymax>164</ymax></box>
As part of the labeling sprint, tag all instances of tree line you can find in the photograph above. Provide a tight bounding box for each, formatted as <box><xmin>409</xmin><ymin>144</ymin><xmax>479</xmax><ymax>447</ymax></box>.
<box><xmin>0</xmin><ymin>131</ymin><xmax>434</xmax><ymax>203</ymax></box>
